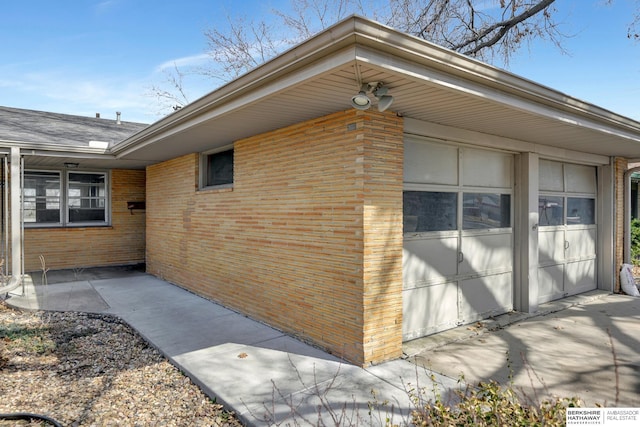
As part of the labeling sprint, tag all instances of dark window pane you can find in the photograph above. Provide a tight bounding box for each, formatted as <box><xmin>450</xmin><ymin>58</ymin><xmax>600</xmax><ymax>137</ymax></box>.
<box><xmin>539</xmin><ymin>196</ymin><xmax>564</xmax><ymax>226</ymax></box>
<box><xmin>403</xmin><ymin>191</ymin><xmax>457</xmax><ymax>232</ymax></box>
<box><xmin>463</xmin><ymin>193</ymin><xmax>511</xmax><ymax>229</ymax></box>
<box><xmin>207</xmin><ymin>149</ymin><xmax>234</xmax><ymax>186</ymax></box>
<box><xmin>68</xmin><ymin>173</ymin><xmax>106</xmax><ymax>223</ymax></box>
<box><xmin>24</xmin><ymin>171</ymin><xmax>61</xmax><ymax>224</ymax></box>
<box><xmin>567</xmin><ymin>198</ymin><xmax>595</xmax><ymax>225</ymax></box>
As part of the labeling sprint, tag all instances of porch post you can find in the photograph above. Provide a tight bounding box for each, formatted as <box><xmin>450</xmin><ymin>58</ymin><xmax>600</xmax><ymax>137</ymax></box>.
<box><xmin>10</xmin><ymin>147</ymin><xmax>22</xmax><ymax>282</ymax></box>
<box><xmin>515</xmin><ymin>152</ymin><xmax>539</xmax><ymax>313</ymax></box>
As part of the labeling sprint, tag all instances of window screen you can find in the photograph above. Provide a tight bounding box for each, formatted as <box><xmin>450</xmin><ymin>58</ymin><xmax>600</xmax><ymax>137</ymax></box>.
<box><xmin>403</xmin><ymin>191</ymin><xmax>458</xmax><ymax>232</ymax></box>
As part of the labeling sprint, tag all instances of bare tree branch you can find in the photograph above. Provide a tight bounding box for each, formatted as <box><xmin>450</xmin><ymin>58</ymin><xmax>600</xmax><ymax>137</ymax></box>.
<box><xmin>152</xmin><ymin>0</ymin><xmax>637</xmax><ymax>114</ymax></box>
<box><xmin>455</xmin><ymin>0</ymin><xmax>556</xmax><ymax>55</ymax></box>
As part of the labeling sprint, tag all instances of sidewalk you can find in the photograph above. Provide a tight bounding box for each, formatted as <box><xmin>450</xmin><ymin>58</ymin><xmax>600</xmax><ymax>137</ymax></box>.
<box><xmin>4</xmin><ymin>271</ymin><xmax>459</xmax><ymax>426</ymax></box>
<box><xmin>5</xmin><ymin>269</ymin><xmax>640</xmax><ymax>424</ymax></box>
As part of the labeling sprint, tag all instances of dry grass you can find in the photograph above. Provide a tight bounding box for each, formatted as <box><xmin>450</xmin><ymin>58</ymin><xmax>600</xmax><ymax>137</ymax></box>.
<box><xmin>0</xmin><ymin>301</ymin><xmax>243</xmax><ymax>426</ymax></box>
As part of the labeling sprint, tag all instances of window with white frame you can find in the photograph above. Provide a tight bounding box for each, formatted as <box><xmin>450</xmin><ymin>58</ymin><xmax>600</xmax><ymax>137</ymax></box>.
<box><xmin>68</xmin><ymin>172</ymin><xmax>107</xmax><ymax>223</ymax></box>
<box><xmin>24</xmin><ymin>170</ymin><xmax>108</xmax><ymax>226</ymax></box>
<box><xmin>202</xmin><ymin>146</ymin><xmax>234</xmax><ymax>188</ymax></box>
<box><xmin>24</xmin><ymin>171</ymin><xmax>61</xmax><ymax>224</ymax></box>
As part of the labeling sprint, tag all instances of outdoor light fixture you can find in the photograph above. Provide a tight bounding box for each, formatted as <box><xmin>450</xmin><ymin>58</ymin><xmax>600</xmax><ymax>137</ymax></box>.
<box><xmin>351</xmin><ymin>82</ymin><xmax>394</xmax><ymax>112</ymax></box>
<box><xmin>351</xmin><ymin>84</ymin><xmax>372</xmax><ymax>110</ymax></box>
<box><xmin>64</xmin><ymin>162</ymin><xmax>79</xmax><ymax>169</ymax></box>
<box><xmin>373</xmin><ymin>85</ymin><xmax>394</xmax><ymax>112</ymax></box>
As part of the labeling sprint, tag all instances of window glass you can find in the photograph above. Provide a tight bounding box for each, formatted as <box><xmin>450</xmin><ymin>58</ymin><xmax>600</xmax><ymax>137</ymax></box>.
<box><xmin>567</xmin><ymin>198</ymin><xmax>595</xmax><ymax>225</ymax></box>
<box><xmin>539</xmin><ymin>196</ymin><xmax>564</xmax><ymax>226</ymax></box>
<box><xmin>23</xmin><ymin>171</ymin><xmax>61</xmax><ymax>224</ymax></box>
<box><xmin>206</xmin><ymin>149</ymin><xmax>234</xmax><ymax>187</ymax></box>
<box><xmin>68</xmin><ymin>173</ymin><xmax>106</xmax><ymax>223</ymax></box>
<box><xmin>463</xmin><ymin>193</ymin><xmax>511</xmax><ymax>229</ymax></box>
<box><xmin>403</xmin><ymin>191</ymin><xmax>457</xmax><ymax>232</ymax></box>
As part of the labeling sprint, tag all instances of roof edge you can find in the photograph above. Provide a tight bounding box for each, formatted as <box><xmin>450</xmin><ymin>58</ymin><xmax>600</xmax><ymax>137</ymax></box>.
<box><xmin>113</xmin><ymin>15</ymin><xmax>640</xmax><ymax>157</ymax></box>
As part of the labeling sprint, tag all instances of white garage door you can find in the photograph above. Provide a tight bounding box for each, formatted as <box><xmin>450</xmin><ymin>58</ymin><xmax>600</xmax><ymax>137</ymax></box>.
<box><xmin>402</xmin><ymin>139</ymin><xmax>514</xmax><ymax>341</ymax></box>
<box><xmin>538</xmin><ymin>160</ymin><xmax>597</xmax><ymax>303</ymax></box>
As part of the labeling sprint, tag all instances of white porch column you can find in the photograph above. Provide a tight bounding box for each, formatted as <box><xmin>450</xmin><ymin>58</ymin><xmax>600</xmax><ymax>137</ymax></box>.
<box><xmin>515</xmin><ymin>152</ymin><xmax>539</xmax><ymax>313</ymax></box>
<box><xmin>10</xmin><ymin>147</ymin><xmax>22</xmax><ymax>282</ymax></box>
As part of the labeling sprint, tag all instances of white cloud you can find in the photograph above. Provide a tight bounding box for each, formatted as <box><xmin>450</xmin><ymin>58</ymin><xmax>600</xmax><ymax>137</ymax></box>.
<box><xmin>3</xmin><ymin>67</ymin><xmax>157</xmax><ymax>123</ymax></box>
<box><xmin>155</xmin><ymin>53</ymin><xmax>211</xmax><ymax>73</ymax></box>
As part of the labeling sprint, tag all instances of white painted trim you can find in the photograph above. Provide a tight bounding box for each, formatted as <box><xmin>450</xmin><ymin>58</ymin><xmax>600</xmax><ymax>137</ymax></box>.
<box><xmin>514</xmin><ymin>153</ymin><xmax>539</xmax><ymax>313</ymax></box>
<box><xmin>598</xmin><ymin>161</ymin><xmax>615</xmax><ymax>291</ymax></box>
<box><xmin>404</xmin><ymin>117</ymin><xmax>610</xmax><ymax>165</ymax></box>
<box><xmin>10</xmin><ymin>147</ymin><xmax>22</xmax><ymax>281</ymax></box>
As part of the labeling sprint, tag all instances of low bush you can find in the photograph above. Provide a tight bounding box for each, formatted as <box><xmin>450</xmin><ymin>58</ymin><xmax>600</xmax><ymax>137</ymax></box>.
<box><xmin>409</xmin><ymin>378</ymin><xmax>581</xmax><ymax>427</ymax></box>
<box><xmin>631</xmin><ymin>218</ymin><xmax>640</xmax><ymax>265</ymax></box>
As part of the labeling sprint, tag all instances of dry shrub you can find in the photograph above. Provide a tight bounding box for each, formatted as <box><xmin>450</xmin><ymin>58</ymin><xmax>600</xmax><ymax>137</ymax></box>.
<box><xmin>409</xmin><ymin>378</ymin><xmax>581</xmax><ymax>427</ymax></box>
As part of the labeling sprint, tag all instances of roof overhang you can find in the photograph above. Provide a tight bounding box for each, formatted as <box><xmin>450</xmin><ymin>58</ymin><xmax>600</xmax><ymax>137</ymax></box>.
<box><xmin>112</xmin><ymin>15</ymin><xmax>640</xmax><ymax>163</ymax></box>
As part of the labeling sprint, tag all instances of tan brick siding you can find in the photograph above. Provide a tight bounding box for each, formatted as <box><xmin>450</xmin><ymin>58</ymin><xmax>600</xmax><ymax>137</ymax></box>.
<box><xmin>146</xmin><ymin>110</ymin><xmax>404</xmax><ymax>366</ymax></box>
<box><xmin>615</xmin><ymin>157</ymin><xmax>628</xmax><ymax>292</ymax></box>
<box><xmin>24</xmin><ymin>169</ymin><xmax>146</xmax><ymax>272</ymax></box>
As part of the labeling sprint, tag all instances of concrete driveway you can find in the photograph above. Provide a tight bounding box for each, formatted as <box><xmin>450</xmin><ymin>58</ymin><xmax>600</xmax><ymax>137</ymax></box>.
<box><xmin>404</xmin><ymin>292</ymin><xmax>640</xmax><ymax>407</ymax></box>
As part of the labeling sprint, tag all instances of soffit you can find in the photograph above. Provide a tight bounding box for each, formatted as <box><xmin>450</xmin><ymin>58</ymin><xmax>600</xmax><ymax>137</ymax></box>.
<box><xmin>114</xmin><ymin>17</ymin><xmax>640</xmax><ymax>163</ymax></box>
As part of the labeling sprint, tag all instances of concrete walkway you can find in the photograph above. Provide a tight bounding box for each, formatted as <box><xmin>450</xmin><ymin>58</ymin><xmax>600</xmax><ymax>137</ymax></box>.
<box><xmin>4</xmin><ymin>270</ymin><xmax>459</xmax><ymax>426</ymax></box>
<box><xmin>4</xmin><ymin>269</ymin><xmax>640</xmax><ymax>425</ymax></box>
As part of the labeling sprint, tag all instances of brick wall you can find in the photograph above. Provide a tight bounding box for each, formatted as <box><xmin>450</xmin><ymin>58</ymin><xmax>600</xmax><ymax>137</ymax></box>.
<box><xmin>24</xmin><ymin>169</ymin><xmax>146</xmax><ymax>272</ymax></box>
<box><xmin>615</xmin><ymin>157</ymin><xmax>628</xmax><ymax>292</ymax></box>
<box><xmin>146</xmin><ymin>110</ymin><xmax>404</xmax><ymax>366</ymax></box>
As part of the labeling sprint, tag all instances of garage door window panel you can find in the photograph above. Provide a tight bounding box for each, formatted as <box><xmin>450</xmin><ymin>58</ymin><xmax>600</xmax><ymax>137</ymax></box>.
<box><xmin>463</xmin><ymin>193</ymin><xmax>511</xmax><ymax>229</ymax></box>
<box><xmin>567</xmin><ymin>197</ymin><xmax>595</xmax><ymax>225</ymax></box>
<box><xmin>539</xmin><ymin>196</ymin><xmax>564</xmax><ymax>226</ymax></box>
<box><xmin>403</xmin><ymin>191</ymin><xmax>458</xmax><ymax>233</ymax></box>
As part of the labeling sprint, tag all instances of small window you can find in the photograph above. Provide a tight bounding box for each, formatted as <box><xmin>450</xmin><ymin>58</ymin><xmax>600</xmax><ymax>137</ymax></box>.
<box><xmin>24</xmin><ymin>171</ymin><xmax>61</xmax><ymax>224</ymax></box>
<box><xmin>204</xmin><ymin>148</ymin><xmax>234</xmax><ymax>187</ymax></box>
<box><xmin>68</xmin><ymin>172</ymin><xmax>106</xmax><ymax>223</ymax></box>
<box><xmin>403</xmin><ymin>191</ymin><xmax>457</xmax><ymax>233</ymax></box>
<box><xmin>463</xmin><ymin>193</ymin><xmax>511</xmax><ymax>229</ymax></box>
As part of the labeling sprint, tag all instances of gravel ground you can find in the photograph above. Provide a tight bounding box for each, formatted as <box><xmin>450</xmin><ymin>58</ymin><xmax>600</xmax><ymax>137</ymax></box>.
<box><xmin>0</xmin><ymin>301</ymin><xmax>243</xmax><ymax>426</ymax></box>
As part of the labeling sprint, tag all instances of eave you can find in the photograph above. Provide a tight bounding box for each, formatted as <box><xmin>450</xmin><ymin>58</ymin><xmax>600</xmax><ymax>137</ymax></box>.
<box><xmin>112</xmin><ymin>15</ymin><xmax>640</xmax><ymax>164</ymax></box>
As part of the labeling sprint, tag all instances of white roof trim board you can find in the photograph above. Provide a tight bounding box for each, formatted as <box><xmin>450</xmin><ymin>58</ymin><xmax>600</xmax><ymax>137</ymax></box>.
<box><xmin>5</xmin><ymin>15</ymin><xmax>640</xmax><ymax>166</ymax></box>
<box><xmin>111</xmin><ymin>16</ymin><xmax>640</xmax><ymax>162</ymax></box>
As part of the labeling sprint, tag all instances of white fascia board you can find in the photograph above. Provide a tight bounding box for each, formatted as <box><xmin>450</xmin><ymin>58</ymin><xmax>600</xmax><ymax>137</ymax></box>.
<box><xmin>356</xmin><ymin>46</ymin><xmax>640</xmax><ymax>144</ymax></box>
<box><xmin>113</xmin><ymin>47</ymin><xmax>358</xmax><ymax>159</ymax></box>
<box><xmin>112</xmin><ymin>20</ymin><xmax>363</xmax><ymax>157</ymax></box>
<box><xmin>113</xmin><ymin>15</ymin><xmax>640</xmax><ymax>157</ymax></box>
<box><xmin>352</xmin><ymin>18</ymin><xmax>640</xmax><ymax>132</ymax></box>
<box><xmin>0</xmin><ymin>139</ymin><xmax>116</xmax><ymax>157</ymax></box>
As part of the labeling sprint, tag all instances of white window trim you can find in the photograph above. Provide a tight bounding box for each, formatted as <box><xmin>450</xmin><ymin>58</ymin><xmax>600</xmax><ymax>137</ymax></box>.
<box><xmin>23</xmin><ymin>169</ymin><xmax>111</xmax><ymax>228</ymax></box>
<box><xmin>199</xmin><ymin>144</ymin><xmax>234</xmax><ymax>190</ymax></box>
<box><xmin>23</xmin><ymin>169</ymin><xmax>62</xmax><ymax>227</ymax></box>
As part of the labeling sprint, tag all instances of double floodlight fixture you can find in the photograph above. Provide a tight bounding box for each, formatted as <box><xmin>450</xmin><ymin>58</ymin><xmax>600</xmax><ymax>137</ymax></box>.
<box><xmin>350</xmin><ymin>82</ymin><xmax>394</xmax><ymax>112</ymax></box>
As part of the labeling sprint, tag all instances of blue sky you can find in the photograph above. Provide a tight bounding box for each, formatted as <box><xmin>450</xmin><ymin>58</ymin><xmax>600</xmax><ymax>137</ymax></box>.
<box><xmin>1</xmin><ymin>0</ymin><xmax>638</xmax><ymax>124</ymax></box>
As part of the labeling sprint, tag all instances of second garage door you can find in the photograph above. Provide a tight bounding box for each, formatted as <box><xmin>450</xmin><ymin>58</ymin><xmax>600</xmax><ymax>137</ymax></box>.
<box><xmin>538</xmin><ymin>160</ymin><xmax>597</xmax><ymax>303</ymax></box>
